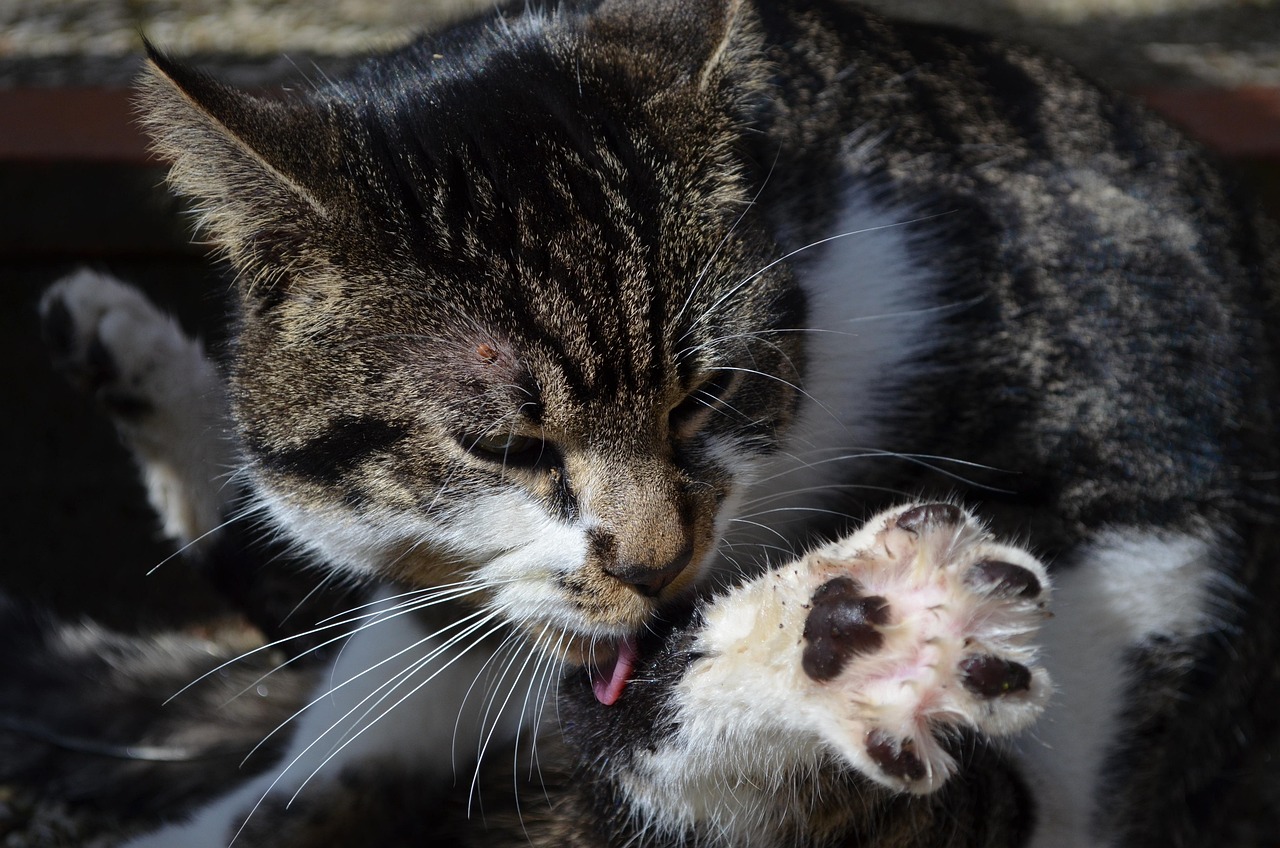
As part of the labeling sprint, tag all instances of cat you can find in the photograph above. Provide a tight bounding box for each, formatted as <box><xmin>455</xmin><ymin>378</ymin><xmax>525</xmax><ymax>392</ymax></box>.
<box><xmin>17</xmin><ymin>0</ymin><xmax>1280</xmax><ymax>843</ymax></box>
<box><xmin>12</xmin><ymin>312</ymin><xmax>1056</xmax><ymax>844</ymax></box>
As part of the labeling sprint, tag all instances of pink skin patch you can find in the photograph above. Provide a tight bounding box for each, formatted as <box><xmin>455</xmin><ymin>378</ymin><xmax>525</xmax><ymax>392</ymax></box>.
<box><xmin>591</xmin><ymin>635</ymin><xmax>639</xmax><ymax>706</ymax></box>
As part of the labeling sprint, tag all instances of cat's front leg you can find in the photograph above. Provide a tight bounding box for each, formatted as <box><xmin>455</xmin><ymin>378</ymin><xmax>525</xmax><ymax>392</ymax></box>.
<box><xmin>602</xmin><ymin>503</ymin><xmax>1052</xmax><ymax>844</ymax></box>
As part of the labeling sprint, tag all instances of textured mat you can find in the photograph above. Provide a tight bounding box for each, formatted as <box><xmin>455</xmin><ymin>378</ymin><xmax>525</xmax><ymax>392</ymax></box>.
<box><xmin>0</xmin><ymin>0</ymin><xmax>1278</xmax><ymax>88</ymax></box>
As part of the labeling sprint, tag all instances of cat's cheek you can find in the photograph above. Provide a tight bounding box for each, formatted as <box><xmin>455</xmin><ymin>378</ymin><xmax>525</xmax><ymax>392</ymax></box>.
<box><xmin>248</xmin><ymin>483</ymin><xmax>407</xmax><ymax>579</ymax></box>
<box><xmin>246</xmin><ymin>480</ymin><xmax>553</xmax><ymax>583</ymax></box>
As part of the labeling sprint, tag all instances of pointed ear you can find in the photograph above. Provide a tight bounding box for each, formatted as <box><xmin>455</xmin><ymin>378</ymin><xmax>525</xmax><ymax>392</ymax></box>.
<box><xmin>587</xmin><ymin>0</ymin><xmax>762</xmax><ymax>94</ymax></box>
<box><xmin>137</xmin><ymin>43</ymin><xmax>342</xmax><ymax>295</ymax></box>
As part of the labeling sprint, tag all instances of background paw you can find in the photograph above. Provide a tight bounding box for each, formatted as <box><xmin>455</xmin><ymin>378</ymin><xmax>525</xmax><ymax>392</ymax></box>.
<box><xmin>41</xmin><ymin>268</ymin><xmax>194</xmax><ymax>420</ymax></box>
<box><xmin>794</xmin><ymin>503</ymin><xmax>1051</xmax><ymax>793</ymax></box>
<box><xmin>39</xmin><ymin>269</ymin><xmax>232</xmax><ymax>545</ymax></box>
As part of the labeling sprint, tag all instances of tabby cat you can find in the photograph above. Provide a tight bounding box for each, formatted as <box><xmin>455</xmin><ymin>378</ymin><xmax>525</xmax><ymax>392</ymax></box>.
<box><xmin>23</xmin><ymin>0</ymin><xmax>1280</xmax><ymax>844</ymax></box>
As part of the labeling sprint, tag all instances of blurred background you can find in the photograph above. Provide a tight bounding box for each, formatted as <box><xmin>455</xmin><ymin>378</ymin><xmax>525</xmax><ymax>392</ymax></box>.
<box><xmin>1</xmin><ymin>0</ymin><xmax>1278</xmax><ymax>839</ymax></box>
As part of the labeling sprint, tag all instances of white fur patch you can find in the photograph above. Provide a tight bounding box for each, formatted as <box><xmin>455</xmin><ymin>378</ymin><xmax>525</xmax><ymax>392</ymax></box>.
<box><xmin>1016</xmin><ymin>529</ymin><xmax>1227</xmax><ymax>848</ymax></box>
<box><xmin>720</xmin><ymin>167</ymin><xmax>949</xmax><ymax>568</ymax></box>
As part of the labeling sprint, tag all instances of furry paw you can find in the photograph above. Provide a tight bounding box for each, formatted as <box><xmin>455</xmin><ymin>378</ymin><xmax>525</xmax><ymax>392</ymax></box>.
<box><xmin>796</xmin><ymin>503</ymin><xmax>1050</xmax><ymax>791</ymax></box>
<box><xmin>42</xmin><ymin>269</ymin><xmax>205</xmax><ymax>419</ymax></box>
<box><xmin>694</xmin><ymin>502</ymin><xmax>1051</xmax><ymax>795</ymax></box>
<box><xmin>39</xmin><ymin>269</ymin><xmax>231</xmax><ymax>544</ymax></box>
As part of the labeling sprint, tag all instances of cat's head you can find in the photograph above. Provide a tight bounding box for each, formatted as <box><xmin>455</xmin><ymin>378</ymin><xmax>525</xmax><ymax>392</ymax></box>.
<box><xmin>140</xmin><ymin>0</ymin><xmax>805</xmax><ymax>669</ymax></box>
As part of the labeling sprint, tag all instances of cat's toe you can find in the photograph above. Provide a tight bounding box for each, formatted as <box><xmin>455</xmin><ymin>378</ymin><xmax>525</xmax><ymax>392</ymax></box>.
<box><xmin>794</xmin><ymin>502</ymin><xmax>1052</xmax><ymax>794</ymax></box>
<box><xmin>42</xmin><ymin>279</ymin><xmax>126</xmax><ymax>398</ymax></box>
<box><xmin>40</xmin><ymin>289</ymin><xmax>80</xmax><ymax>366</ymax></box>
<box><xmin>40</xmin><ymin>269</ymin><xmax>197</xmax><ymax>420</ymax></box>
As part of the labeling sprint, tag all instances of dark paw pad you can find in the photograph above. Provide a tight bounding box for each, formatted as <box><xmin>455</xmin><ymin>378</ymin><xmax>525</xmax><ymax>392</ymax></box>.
<box><xmin>866</xmin><ymin>730</ymin><xmax>927</xmax><ymax>782</ymax></box>
<box><xmin>894</xmin><ymin>503</ymin><xmax>963</xmax><ymax>535</ymax></box>
<box><xmin>83</xmin><ymin>336</ymin><xmax>120</xmax><ymax>390</ymax></box>
<box><xmin>41</xmin><ymin>298</ymin><xmax>120</xmax><ymax>393</ymax></box>
<box><xmin>40</xmin><ymin>295</ymin><xmax>75</xmax><ymax>359</ymax></box>
<box><xmin>964</xmin><ymin>560</ymin><xmax>1042</xmax><ymax>599</ymax></box>
<box><xmin>960</xmin><ymin>655</ymin><xmax>1032</xmax><ymax>697</ymax></box>
<box><xmin>802</xmin><ymin>577</ymin><xmax>890</xmax><ymax>681</ymax></box>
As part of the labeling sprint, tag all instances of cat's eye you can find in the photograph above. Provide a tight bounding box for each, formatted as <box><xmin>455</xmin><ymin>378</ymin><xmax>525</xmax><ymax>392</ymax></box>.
<box><xmin>464</xmin><ymin>432</ymin><xmax>544</xmax><ymax>464</ymax></box>
<box><xmin>669</xmin><ymin>370</ymin><xmax>738</xmax><ymax>439</ymax></box>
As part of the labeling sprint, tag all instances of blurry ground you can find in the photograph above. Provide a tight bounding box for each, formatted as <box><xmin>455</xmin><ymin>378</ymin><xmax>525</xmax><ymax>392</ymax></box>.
<box><xmin>0</xmin><ymin>0</ymin><xmax>1277</xmax><ymax>88</ymax></box>
<box><xmin>1</xmin><ymin>0</ymin><xmax>1278</xmax><ymax>845</ymax></box>
<box><xmin>2</xmin><ymin>0</ymin><xmax>1278</xmax><ymax>170</ymax></box>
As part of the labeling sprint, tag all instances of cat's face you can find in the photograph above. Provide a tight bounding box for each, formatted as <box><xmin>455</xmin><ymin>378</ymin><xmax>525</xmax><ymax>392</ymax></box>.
<box><xmin>141</xmin><ymin>2</ymin><xmax>800</xmax><ymax>663</ymax></box>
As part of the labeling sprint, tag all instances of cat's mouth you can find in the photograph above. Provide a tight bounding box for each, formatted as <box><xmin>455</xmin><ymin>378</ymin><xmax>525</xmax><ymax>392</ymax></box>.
<box><xmin>589</xmin><ymin>634</ymin><xmax>639</xmax><ymax>706</ymax></box>
<box><xmin>524</xmin><ymin>623</ymin><xmax>642</xmax><ymax>705</ymax></box>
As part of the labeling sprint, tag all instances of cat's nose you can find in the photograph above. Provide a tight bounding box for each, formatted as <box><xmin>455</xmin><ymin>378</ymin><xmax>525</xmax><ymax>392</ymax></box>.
<box><xmin>604</xmin><ymin>545</ymin><xmax>694</xmax><ymax>598</ymax></box>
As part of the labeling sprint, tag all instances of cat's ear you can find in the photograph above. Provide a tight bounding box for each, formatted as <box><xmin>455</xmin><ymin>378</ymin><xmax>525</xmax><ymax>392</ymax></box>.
<box><xmin>588</xmin><ymin>0</ymin><xmax>762</xmax><ymax>94</ymax></box>
<box><xmin>137</xmin><ymin>42</ymin><xmax>341</xmax><ymax>297</ymax></box>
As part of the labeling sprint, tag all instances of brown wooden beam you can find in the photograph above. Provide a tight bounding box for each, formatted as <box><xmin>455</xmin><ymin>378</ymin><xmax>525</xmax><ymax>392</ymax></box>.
<box><xmin>1137</xmin><ymin>86</ymin><xmax>1280</xmax><ymax>161</ymax></box>
<box><xmin>2</xmin><ymin>84</ymin><xmax>1279</xmax><ymax>165</ymax></box>
<box><xmin>1</xmin><ymin>88</ymin><xmax>151</xmax><ymax>164</ymax></box>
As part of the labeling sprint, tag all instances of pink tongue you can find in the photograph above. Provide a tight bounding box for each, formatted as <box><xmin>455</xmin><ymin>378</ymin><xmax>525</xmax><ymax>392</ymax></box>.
<box><xmin>591</xmin><ymin>635</ymin><xmax>638</xmax><ymax>706</ymax></box>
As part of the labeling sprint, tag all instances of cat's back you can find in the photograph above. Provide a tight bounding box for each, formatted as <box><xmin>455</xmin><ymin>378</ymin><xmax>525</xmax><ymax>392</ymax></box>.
<box><xmin>743</xmin><ymin>0</ymin><xmax>1280</xmax><ymax>551</ymax></box>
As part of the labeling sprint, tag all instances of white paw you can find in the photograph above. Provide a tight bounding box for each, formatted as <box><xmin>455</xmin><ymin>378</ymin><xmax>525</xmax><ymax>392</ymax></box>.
<box><xmin>40</xmin><ymin>269</ymin><xmax>232</xmax><ymax>545</ymax></box>
<box><xmin>42</xmin><ymin>269</ymin><xmax>204</xmax><ymax>417</ymax></box>
<box><xmin>696</xmin><ymin>502</ymin><xmax>1051</xmax><ymax>795</ymax></box>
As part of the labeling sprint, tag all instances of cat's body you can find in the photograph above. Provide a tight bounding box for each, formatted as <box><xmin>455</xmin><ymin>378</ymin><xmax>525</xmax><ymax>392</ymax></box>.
<box><xmin>15</xmin><ymin>0</ymin><xmax>1280</xmax><ymax>844</ymax></box>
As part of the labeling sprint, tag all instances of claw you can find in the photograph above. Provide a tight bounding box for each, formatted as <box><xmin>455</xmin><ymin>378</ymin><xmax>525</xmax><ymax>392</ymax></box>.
<box><xmin>959</xmin><ymin>655</ymin><xmax>1032</xmax><ymax>697</ymax></box>
<box><xmin>894</xmin><ymin>503</ymin><xmax>964</xmax><ymax>535</ymax></box>
<box><xmin>965</xmin><ymin>560</ymin><xmax>1042</xmax><ymax>599</ymax></box>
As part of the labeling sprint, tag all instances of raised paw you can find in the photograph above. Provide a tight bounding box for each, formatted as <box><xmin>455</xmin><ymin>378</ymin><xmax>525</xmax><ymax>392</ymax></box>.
<box><xmin>41</xmin><ymin>269</ymin><xmax>203</xmax><ymax>419</ymax></box>
<box><xmin>39</xmin><ymin>269</ymin><xmax>231</xmax><ymax>545</ymax></box>
<box><xmin>796</xmin><ymin>503</ymin><xmax>1050</xmax><ymax>793</ymax></box>
<box><xmin>690</xmin><ymin>502</ymin><xmax>1050</xmax><ymax>797</ymax></box>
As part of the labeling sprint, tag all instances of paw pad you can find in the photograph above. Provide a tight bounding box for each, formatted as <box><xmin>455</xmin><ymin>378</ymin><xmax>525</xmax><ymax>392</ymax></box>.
<box><xmin>964</xmin><ymin>559</ymin><xmax>1042</xmax><ymax>599</ymax></box>
<box><xmin>801</xmin><ymin>577</ymin><xmax>890</xmax><ymax>681</ymax></box>
<box><xmin>959</xmin><ymin>654</ymin><xmax>1032</xmax><ymax>697</ymax></box>
<box><xmin>865</xmin><ymin>730</ymin><xmax>927</xmax><ymax>782</ymax></box>
<box><xmin>893</xmin><ymin>502</ymin><xmax>964</xmax><ymax>535</ymax></box>
<box><xmin>789</xmin><ymin>502</ymin><xmax>1051</xmax><ymax>794</ymax></box>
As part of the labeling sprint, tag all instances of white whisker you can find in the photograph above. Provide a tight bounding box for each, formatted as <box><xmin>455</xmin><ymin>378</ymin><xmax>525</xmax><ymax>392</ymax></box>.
<box><xmin>687</xmin><ymin>211</ymin><xmax>953</xmax><ymax>338</ymax></box>
<box><xmin>242</xmin><ymin>606</ymin><xmax>497</xmax><ymax>768</ymax></box>
<box><xmin>312</xmin><ymin>578</ymin><xmax>492</xmax><ymax>625</ymax></box>
<box><xmin>144</xmin><ymin>499</ymin><xmax>266</xmax><ymax>576</ymax></box>
<box><xmin>227</xmin><ymin>582</ymin><xmax>495</xmax><ymax>707</ymax></box>
<box><xmin>451</xmin><ymin>627</ymin><xmax>527</xmax><ymax>777</ymax></box>
<box><xmin>469</xmin><ymin>635</ymin><xmax>543</xmax><ymax>815</ymax></box>
<box><xmin>716</xmin><ymin>365</ymin><xmax>839</xmax><ymax>422</ymax></box>
<box><xmin>275</xmin><ymin>611</ymin><xmax>507</xmax><ymax>813</ymax></box>
<box><xmin>167</xmin><ymin>579</ymin><xmax>495</xmax><ymax>706</ymax></box>
<box><xmin>672</xmin><ymin>147</ymin><xmax>781</xmax><ymax>331</ymax></box>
